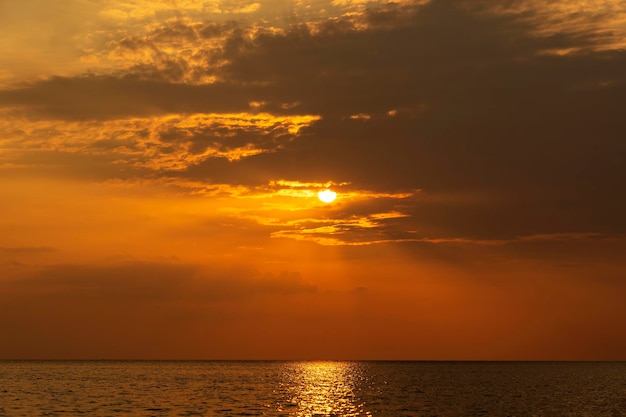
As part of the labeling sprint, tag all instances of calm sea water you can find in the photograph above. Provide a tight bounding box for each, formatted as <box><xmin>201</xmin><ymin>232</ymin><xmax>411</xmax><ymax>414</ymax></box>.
<box><xmin>0</xmin><ymin>361</ymin><xmax>624</xmax><ymax>416</ymax></box>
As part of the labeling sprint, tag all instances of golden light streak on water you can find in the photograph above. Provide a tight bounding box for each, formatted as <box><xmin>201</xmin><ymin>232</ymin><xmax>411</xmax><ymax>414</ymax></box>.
<box><xmin>281</xmin><ymin>361</ymin><xmax>372</xmax><ymax>417</ymax></box>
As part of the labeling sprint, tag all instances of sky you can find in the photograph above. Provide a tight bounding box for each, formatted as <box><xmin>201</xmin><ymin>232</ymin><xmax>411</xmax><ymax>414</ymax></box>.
<box><xmin>1</xmin><ymin>0</ymin><xmax>626</xmax><ymax>360</ymax></box>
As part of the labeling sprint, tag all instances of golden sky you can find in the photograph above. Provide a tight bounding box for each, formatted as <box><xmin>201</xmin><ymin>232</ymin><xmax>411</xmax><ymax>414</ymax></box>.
<box><xmin>1</xmin><ymin>0</ymin><xmax>626</xmax><ymax>360</ymax></box>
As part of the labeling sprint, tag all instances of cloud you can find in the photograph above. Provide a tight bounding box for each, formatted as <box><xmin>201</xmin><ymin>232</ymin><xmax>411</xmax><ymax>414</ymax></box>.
<box><xmin>0</xmin><ymin>246</ymin><xmax>56</xmax><ymax>254</ymax></box>
<box><xmin>1</xmin><ymin>0</ymin><xmax>626</xmax><ymax>245</ymax></box>
<box><xmin>0</xmin><ymin>260</ymin><xmax>324</xmax><ymax>358</ymax></box>
<box><xmin>485</xmin><ymin>0</ymin><xmax>626</xmax><ymax>50</ymax></box>
<box><xmin>0</xmin><ymin>112</ymin><xmax>321</xmax><ymax>176</ymax></box>
<box><xmin>0</xmin><ymin>76</ymin><xmax>256</xmax><ymax>120</ymax></box>
<box><xmin>4</xmin><ymin>261</ymin><xmax>317</xmax><ymax>299</ymax></box>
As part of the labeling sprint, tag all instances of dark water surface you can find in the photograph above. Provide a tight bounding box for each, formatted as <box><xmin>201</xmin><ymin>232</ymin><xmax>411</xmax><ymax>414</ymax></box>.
<box><xmin>1</xmin><ymin>361</ymin><xmax>624</xmax><ymax>416</ymax></box>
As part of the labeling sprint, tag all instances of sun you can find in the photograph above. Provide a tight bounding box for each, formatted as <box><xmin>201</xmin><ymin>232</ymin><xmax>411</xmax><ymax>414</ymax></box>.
<box><xmin>318</xmin><ymin>189</ymin><xmax>337</xmax><ymax>203</ymax></box>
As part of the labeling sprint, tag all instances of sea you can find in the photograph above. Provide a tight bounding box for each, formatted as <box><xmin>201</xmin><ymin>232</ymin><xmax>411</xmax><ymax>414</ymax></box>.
<box><xmin>0</xmin><ymin>361</ymin><xmax>624</xmax><ymax>416</ymax></box>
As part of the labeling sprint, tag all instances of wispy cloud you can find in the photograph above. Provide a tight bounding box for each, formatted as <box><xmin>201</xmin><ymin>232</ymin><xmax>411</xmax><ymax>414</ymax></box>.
<box><xmin>0</xmin><ymin>246</ymin><xmax>56</xmax><ymax>254</ymax></box>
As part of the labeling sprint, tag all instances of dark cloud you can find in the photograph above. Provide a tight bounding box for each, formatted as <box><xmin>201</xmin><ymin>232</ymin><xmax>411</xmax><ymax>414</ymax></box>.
<box><xmin>0</xmin><ymin>261</ymin><xmax>322</xmax><ymax>358</ymax></box>
<box><xmin>4</xmin><ymin>261</ymin><xmax>317</xmax><ymax>300</ymax></box>
<box><xmin>2</xmin><ymin>0</ymin><xmax>626</xmax><ymax>242</ymax></box>
<box><xmin>0</xmin><ymin>76</ymin><xmax>253</xmax><ymax>120</ymax></box>
<box><xmin>1</xmin><ymin>1</ymin><xmax>622</xmax><ymax>119</ymax></box>
<box><xmin>217</xmin><ymin>0</ymin><xmax>618</xmax><ymax>114</ymax></box>
<box><xmin>203</xmin><ymin>1</ymin><xmax>626</xmax><ymax>238</ymax></box>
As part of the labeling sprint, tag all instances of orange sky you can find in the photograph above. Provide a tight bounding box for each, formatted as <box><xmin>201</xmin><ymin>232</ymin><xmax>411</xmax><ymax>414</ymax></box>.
<box><xmin>1</xmin><ymin>0</ymin><xmax>626</xmax><ymax>360</ymax></box>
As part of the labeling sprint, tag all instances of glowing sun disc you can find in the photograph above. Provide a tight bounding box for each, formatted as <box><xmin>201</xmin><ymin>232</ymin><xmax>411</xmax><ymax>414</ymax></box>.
<box><xmin>318</xmin><ymin>189</ymin><xmax>337</xmax><ymax>203</ymax></box>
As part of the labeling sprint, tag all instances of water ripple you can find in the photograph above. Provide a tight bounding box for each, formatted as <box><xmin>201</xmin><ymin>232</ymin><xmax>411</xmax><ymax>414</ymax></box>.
<box><xmin>0</xmin><ymin>361</ymin><xmax>625</xmax><ymax>416</ymax></box>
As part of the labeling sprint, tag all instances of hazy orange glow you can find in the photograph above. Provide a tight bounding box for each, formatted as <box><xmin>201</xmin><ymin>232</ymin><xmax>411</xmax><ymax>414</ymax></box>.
<box><xmin>1</xmin><ymin>0</ymin><xmax>626</xmax><ymax>360</ymax></box>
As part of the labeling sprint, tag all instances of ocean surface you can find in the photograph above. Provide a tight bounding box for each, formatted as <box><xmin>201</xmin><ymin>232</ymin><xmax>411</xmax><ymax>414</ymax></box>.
<box><xmin>1</xmin><ymin>361</ymin><xmax>624</xmax><ymax>416</ymax></box>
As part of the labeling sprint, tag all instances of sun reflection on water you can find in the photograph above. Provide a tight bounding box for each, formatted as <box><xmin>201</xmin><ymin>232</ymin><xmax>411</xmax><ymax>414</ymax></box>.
<box><xmin>280</xmin><ymin>361</ymin><xmax>372</xmax><ymax>417</ymax></box>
